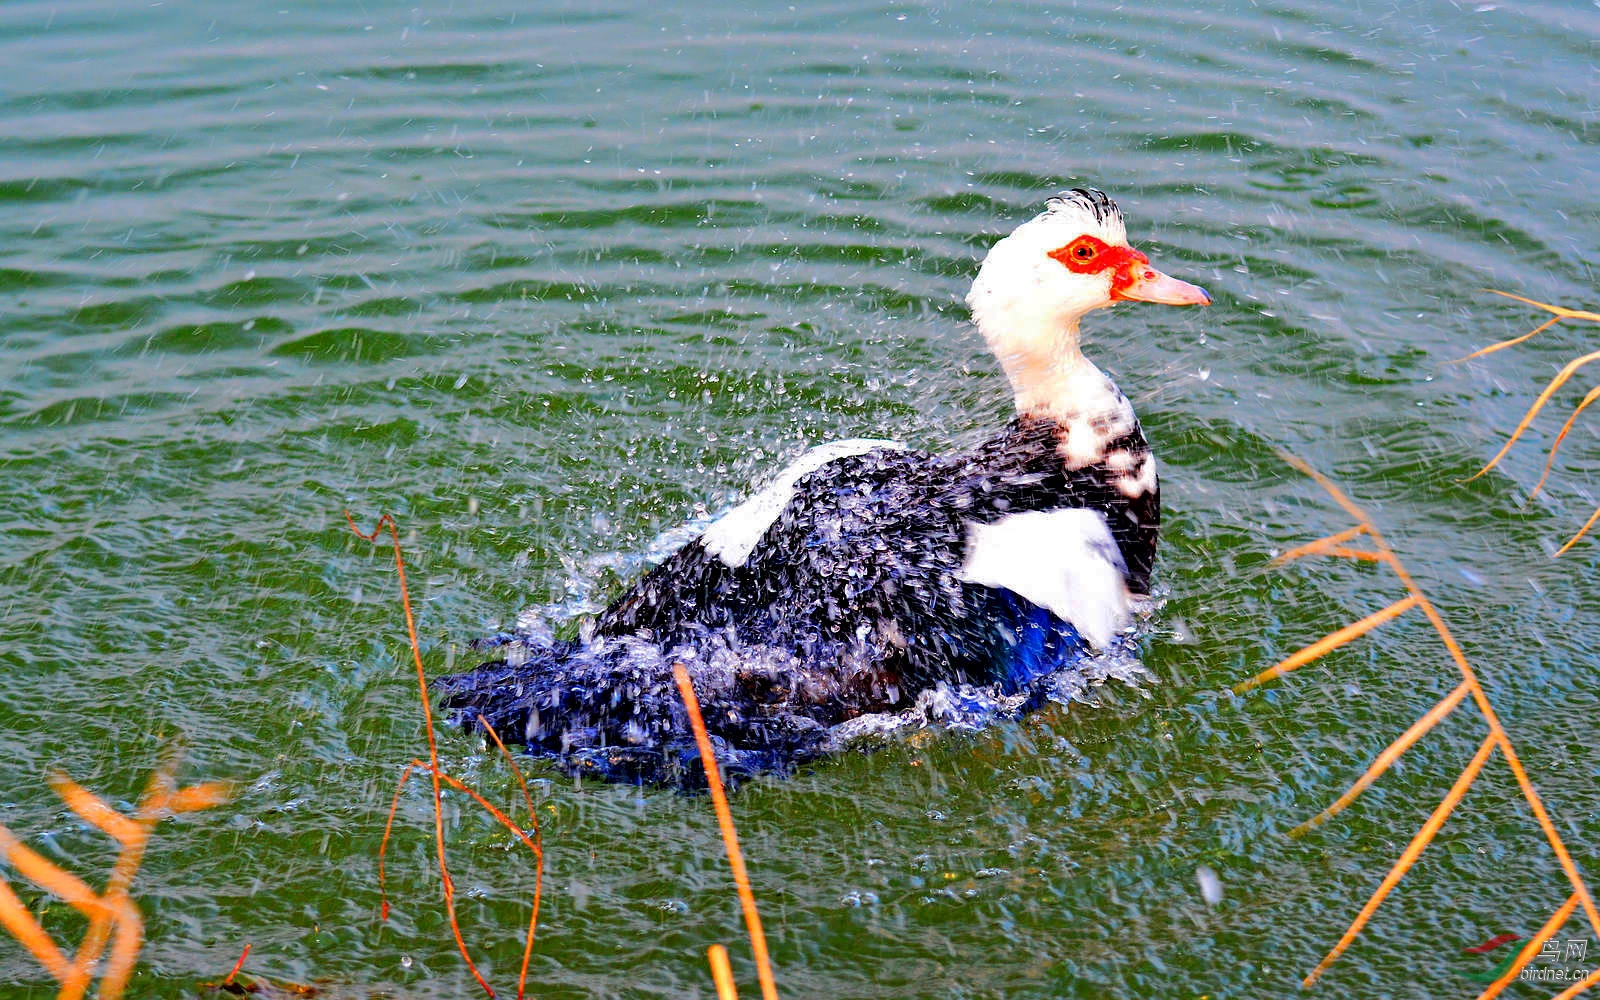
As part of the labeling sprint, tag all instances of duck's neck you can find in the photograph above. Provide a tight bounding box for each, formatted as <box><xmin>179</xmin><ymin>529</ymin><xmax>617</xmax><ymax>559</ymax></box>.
<box><xmin>989</xmin><ymin>319</ymin><xmax>1127</xmax><ymax>428</ymax></box>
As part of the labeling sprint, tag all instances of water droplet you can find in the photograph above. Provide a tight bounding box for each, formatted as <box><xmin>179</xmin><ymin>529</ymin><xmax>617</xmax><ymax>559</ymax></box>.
<box><xmin>1197</xmin><ymin>865</ymin><xmax>1223</xmax><ymax>906</ymax></box>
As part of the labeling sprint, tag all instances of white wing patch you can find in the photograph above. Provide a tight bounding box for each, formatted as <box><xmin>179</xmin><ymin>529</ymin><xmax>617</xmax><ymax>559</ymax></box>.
<box><xmin>957</xmin><ymin>508</ymin><xmax>1131</xmax><ymax>649</ymax></box>
<box><xmin>700</xmin><ymin>438</ymin><xmax>905</xmax><ymax>568</ymax></box>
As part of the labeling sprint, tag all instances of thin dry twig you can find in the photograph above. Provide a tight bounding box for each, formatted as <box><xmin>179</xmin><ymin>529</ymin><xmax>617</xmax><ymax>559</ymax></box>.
<box><xmin>1289</xmin><ymin>680</ymin><xmax>1471</xmax><ymax>838</ymax></box>
<box><xmin>0</xmin><ymin>751</ymin><xmax>230</xmax><ymax>1000</ymax></box>
<box><xmin>480</xmin><ymin>714</ymin><xmax>544</xmax><ymax>996</ymax></box>
<box><xmin>1234</xmin><ymin>594</ymin><xmax>1416</xmax><ymax>693</ymax></box>
<box><xmin>1240</xmin><ymin>454</ymin><xmax>1598</xmax><ymax>994</ymax></box>
<box><xmin>349</xmin><ymin>512</ymin><xmax>544</xmax><ymax>1000</ymax></box>
<box><xmin>1459</xmin><ymin>291</ymin><xmax>1600</xmax><ymax>553</ymax></box>
<box><xmin>1530</xmin><ymin>384</ymin><xmax>1600</xmax><ymax>501</ymax></box>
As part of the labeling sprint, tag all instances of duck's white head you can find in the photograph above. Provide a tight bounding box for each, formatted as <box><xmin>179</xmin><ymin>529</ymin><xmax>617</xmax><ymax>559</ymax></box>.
<box><xmin>966</xmin><ymin>189</ymin><xmax>1208</xmax><ymax>418</ymax></box>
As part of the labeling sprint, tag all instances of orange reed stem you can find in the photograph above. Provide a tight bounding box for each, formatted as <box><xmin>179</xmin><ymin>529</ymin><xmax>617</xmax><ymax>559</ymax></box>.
<box><xmin>1556</xmin><ymin>504</ymin><xmax>1600</xmax><ymax>557</ymax></box>
<box><xmin>223</xmin><ymin>943</ymin><xmax>251</xmax><ymax>986</ymax></box>
<box><xmin>1276</xmin><ymin>524</ymin><xmax>1370</xmax><ymax>564</ymax></box>
<box><xmin>1551</xmin><ymin>966</ymin><xmax>1600</xmax><ymax>1000</ymax></box>
<box><xmin>1279</xmin><ymin>454</ymin><xmax>1600</xmax><ymax>959</ymax></box>
<box><xmin>1234</xmin><ymin>594</ymin><xmax>1417</xmax><ymax>694</ymax></box>
<box><xmin>377</xmin><ymin>760</ymin><xmax>423</xmax><ymax>922</ymax></box>
<box><xmin>347</xmin><ymin>512</ymin><xmax>494</xmax><ymax>997</ymax></box>
<box><xmin>1464</xmin><ymin>346</ymin><xmax>1600</xmax><ymax>483</ymax></box>
<box><xmin>479</xmin><ymin>716</ymin><xmax>544</xmax><ymax>1000</ymax></box>
<box><xmin>1303</xmin><ymin>734</ymin><xmax>1498</xmax><ymax>986</ymax></box>
<box><xmin>1290</xmin><ymin>680</ymin><xmax>1471</xmax><ymax>837</ymax></box>
<box><xmin>0</xmin><ymin>872</ymin><xmax>72</xmax><ymax>980</ymax></box>
<box><xmin>1473</xmin><ymin>891</ymin><xmax>1580</xmax><ymax>1000</ymax></box>
<box><xmin>708</xmin><ymin>943</ymin><xmax>740</xmax><ymax>1000</ymax></box>
<box><xmin>1528</xmin><ymin>384</ymin><xmax>1600</xmax><ymax>500</ymax></box>
<box><xmin>1456</xmin><ymin>314</ymin><xmax>1561</xmax><ymax>362</ymax></box>
<box><xmin>673</xmin><ymin>663</ymin><xmax>779</xmax><ymax>1000</ymax></box>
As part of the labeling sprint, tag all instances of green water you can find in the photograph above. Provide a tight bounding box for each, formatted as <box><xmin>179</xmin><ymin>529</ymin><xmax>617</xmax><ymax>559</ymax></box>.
<box><xmin>2</xmin><ymin>1</ymin><xmax>1597</xmax><ymax>996</ymax></box>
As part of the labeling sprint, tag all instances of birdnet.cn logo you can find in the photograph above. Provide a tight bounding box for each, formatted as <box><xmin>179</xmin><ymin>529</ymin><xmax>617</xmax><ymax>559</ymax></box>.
<box><xmin>1460</xmin><ymin>932</ymin><xmax>1597</xmax><ymax>985</ymax></box>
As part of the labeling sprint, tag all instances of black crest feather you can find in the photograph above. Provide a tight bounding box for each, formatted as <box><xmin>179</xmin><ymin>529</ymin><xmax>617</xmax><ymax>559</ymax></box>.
<box><xmin>1046</xmin><ymin>188</ymin><xmax>1123</xmax><ymax>226</ymax></box>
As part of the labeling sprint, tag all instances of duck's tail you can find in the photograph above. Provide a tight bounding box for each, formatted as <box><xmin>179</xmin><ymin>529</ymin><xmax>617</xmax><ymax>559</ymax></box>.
<box><xmin>434</xmin><ymin>626</ymin><xmax>832</xmax><ymax>786</ymax></box>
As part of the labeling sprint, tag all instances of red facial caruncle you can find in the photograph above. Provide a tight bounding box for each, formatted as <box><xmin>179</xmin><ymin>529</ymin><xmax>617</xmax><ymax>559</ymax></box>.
<box><xmin>1047</xmin><ymin>234</ymin><xmax>1150</xmax><ymax>299</ymax></box>
<box><xmin>1048</xmin><ymin>234</ymin><xmax>1211</xmax><ymax>307</ymax></box>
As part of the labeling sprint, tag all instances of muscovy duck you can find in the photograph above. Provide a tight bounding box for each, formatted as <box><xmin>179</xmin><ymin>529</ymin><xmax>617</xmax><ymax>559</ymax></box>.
<box><xmin>439</xmin><ymin>189</ymin><xmax>1209</xmax><ymax>784</ymax></box>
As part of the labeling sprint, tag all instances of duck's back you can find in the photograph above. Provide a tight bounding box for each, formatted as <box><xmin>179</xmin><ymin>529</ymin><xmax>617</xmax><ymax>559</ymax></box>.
<box><xmin>603</xmin><ymin>417</ymin><xmax>1151</xmax><ymax>670</ymax></box>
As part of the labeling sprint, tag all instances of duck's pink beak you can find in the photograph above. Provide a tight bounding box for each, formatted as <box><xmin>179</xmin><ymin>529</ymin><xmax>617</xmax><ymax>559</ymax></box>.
<box><xmin>1112</xmin><ymin>256</ymin><xmax>1211</xmax><ymax>306</ymax></box>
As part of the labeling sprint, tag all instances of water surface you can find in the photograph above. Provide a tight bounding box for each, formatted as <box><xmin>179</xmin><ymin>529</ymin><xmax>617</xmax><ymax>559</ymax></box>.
<box><xmin>1</xmin><ymin>1</ymin><xmax>1597</xmax><ymax>996</ymax></box>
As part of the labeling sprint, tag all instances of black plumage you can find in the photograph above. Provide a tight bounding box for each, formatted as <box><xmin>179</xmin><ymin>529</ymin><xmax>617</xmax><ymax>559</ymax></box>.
<box><xmin>437</xmin><ymin>416</ymin><xmax>1157</xmax><ymax>785</ymax></box>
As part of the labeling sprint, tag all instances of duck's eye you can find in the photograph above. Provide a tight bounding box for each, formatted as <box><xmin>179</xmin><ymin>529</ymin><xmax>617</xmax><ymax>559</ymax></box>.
<box><xmin>1048</xmin><ymin>235</ymin><xmax>1112</xmax><ymax>272</ymax></box>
